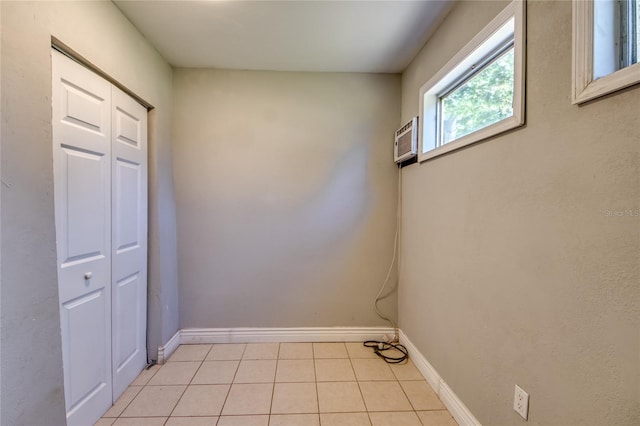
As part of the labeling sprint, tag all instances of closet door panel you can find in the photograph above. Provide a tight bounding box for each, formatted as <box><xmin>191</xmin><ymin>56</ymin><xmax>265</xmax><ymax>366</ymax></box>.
<box><xmin>111</xmin><ymin>86</ymin><xmax>148</xmax><ymax>400</ymax></box>
<box><xmin>52</xmin><ymin>49</ymin><xmax>113</xmax><ymax>426</ymax></box>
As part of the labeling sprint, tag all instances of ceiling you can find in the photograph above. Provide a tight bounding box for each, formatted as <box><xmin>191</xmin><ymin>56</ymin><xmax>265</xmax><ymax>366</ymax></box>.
<box><xmin>114</xmin><ymin>0</ymin><xmax>454</xmax><ymax>73</ymax></box>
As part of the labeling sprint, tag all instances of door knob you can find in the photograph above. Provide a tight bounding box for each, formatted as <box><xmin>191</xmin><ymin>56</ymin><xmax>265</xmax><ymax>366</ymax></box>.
<box><xmin>84</xmin><ymin>272</ymin><xmax>93</xmax><ymax>280</ymax></box>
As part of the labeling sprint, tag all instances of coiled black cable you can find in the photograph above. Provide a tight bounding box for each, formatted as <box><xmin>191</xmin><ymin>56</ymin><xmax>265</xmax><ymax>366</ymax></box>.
<box><xmin>363</xmin><ymin>341</ymin><xmax>409</xmax><ymax>364</ymax></box>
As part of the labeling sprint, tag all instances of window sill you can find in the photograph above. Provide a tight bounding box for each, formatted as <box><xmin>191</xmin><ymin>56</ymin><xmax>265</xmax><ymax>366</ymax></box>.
<box><xmin>572</xmin><ymin>61</ymin><xmax>640</xmax><ymax>105</ymax></box>
<box><xmin>418</xmin><ymin>114</ymin><xmax>524</xmax><ymax>162</ymax></box>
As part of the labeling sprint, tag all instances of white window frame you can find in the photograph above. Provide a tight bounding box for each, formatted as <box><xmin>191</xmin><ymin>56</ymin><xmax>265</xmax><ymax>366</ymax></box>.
<box><xmin>418</xmin><ymin>0</ymin><xmax>526</xmax><ymax>163</ymax></box>
<box><xmin>572</xmin><ymin>0</ymin><xmax>640</xmax><ymax>104</ymax></box>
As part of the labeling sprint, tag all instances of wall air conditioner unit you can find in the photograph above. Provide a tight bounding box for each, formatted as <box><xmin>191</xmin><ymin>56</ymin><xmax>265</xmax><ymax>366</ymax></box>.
<box><xmin>394</xmin><ymin>117</ymin><xmax>418</xmax><ymax>163</ymax></box>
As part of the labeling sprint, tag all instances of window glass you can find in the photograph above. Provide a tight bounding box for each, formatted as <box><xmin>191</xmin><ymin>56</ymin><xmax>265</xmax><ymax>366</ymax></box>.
<box><xmin>593</xmin><ymin>0</ymin><xmax>640</xmax><ymax>78</ymax></box>
<box><xmin>625</xmin><ymin>0</ymin><xmax>639</xmax><ymax>66</ymax></box>
<box><xmin>440</xmin><ymin>47</ymin><xmax>515</xmax><ymax>145</ymax></box>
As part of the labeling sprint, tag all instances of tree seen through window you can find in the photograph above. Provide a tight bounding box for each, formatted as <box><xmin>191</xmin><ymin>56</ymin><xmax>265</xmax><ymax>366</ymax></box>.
<box><xmin>440</xmin><ymin>47</ymin><xmax>515</xmax><ymax>145</ymax></box>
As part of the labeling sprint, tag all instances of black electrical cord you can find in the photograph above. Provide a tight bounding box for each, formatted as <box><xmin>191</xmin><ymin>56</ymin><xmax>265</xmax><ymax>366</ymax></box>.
<box><xmin>363</xmin><ymin>341</ymin><xmax>409</xmax><ymax>364</ymax></box>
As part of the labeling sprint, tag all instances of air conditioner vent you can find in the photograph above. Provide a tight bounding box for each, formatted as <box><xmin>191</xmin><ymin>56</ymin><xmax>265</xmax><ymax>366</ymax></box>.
<box><xmin>394</xmin><ymin>117</ymin><xmax>418</xmax><ymax>163</ymax></box>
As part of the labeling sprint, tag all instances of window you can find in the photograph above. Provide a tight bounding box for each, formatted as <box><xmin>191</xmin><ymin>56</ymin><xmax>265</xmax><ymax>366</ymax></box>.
<box><xmin>440</xmin><ymin>42</ymin><xmax>515</xmax><ymax>145</ymax></box>
<box><xmin>573</xmin><ymin>0</ymin><xmax>640</xmax><ymax>104</ymax></box>
<box><xmin>419</xmin><ymin>0</ymin><xmax>526</xmax><ymax>162</ymax></box>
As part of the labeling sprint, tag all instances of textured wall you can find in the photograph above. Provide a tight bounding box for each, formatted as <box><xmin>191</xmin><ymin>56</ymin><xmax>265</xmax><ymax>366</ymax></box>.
<box><xmin>0</xmin><ymin>2</ymin><xmax>177</xmax><ymax>424</ymax></box>
<box><xmin>399</xmin><ymin>1</ymin><xmax>639</xmax><ymax>425</ymax></box>
<box><xmin>173</xmin><ymin>69</ymin><xmax>401</xmax><ymax>329</ymax></box>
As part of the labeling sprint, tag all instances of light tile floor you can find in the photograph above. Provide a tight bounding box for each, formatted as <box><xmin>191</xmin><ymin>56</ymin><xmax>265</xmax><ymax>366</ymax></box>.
<box><xmin>97</xmin><ymin>342</ymin><xmax>458</xmax><ymax>426</ymax></box>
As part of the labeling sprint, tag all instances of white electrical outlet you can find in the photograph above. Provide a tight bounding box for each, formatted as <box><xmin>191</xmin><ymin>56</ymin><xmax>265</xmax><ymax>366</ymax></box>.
<box><xmin>514</xmin><ymin>385</ymin><xmax>529</xmax><ymax>420</ymax></box>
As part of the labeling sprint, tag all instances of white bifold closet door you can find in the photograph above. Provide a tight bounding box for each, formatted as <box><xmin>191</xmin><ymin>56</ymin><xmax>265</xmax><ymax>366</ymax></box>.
<box><xmin>52</xmin><ymin>49</ymin><xmax>148</xmax><ymax>426</ymax></box>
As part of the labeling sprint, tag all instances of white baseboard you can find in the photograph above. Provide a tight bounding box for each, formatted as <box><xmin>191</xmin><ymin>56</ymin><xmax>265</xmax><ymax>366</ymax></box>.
<box><xmin>157</xmin><ymin>330</ymin><xmax>180</xmax><ymax>364</ymax></box>
<box><xmin>157</xmin><ymin>326</ymin><xmax>394</xmax><ymax>363</ymax></box>
<box><xmin>180</xmin><ymin>326</ymin><xmax>395</xmax><ymax>344</ymax></box>
<box><xmin>399</xmin><ymin>330</ymin><xmax>481</xmax><ymax>426</ymax></box>
<box><xmin>398</xmin><ymin>330</ymin><xmax>442</xmax><ymax>394</ymax></box>
<box><xmin>439</xmin><ymin>380</ymin><xmax>481</xmax><ymax>426</ymax></box>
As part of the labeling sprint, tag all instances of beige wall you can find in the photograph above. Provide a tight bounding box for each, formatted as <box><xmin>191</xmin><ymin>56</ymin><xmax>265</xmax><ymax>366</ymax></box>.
<box><xmin>0</xmin><ymin>2</ymin><xmax>178</xmax><ymax>424</ymax></box>
<box><xmin>400</xmin><ymin>1</ymin><xmax>639</xmax><ymax>425</ymax></box>
<box><xmin>173</xmin><ymin>69</ymin><xmax>401</xmax><ymax>328</ymax></box>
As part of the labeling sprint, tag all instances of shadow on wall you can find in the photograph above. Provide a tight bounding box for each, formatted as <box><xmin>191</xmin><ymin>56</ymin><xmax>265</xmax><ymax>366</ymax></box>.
<box><xmin>301</xmin><ymin>140</ymin><xmax>372</xmax><ymax>239</ymax></box>
<box><xmin>230</xmin><ymin>140</ymin><xmax>372</xmax><ymax>277</ymax></box>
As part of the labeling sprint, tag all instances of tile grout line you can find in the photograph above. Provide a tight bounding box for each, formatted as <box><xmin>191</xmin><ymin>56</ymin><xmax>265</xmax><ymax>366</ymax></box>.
<box><xmin>163</xmin><ymin>345</ymin><xmax>211</xmax><ymax>422</ymax></box>
<box><xmin>108</xmin><ymin>385</ymin><xmax>142</xmax><ymax>421</ymax></box>
<box><xmin>312</xmin><ymin>343</ymin><xmax>323</xmax><ymax>426</ymax></box>
<box><xmin>348</xmin><ymin>345</ymin><xmax>374</xmax><ymax>426</ymax></box>
<box><xmin>313</xmin><ymin>345</ymin><xmax>321</xmax><ymax>425</ymax></box>
<box><xmin>217</xmin><ymin>343</ymin><xmax>247</xmax><ymax>423</ymax></box>
<box><xmin>111</xmin><ymin>364</ymin><xmax>160</xmax><ymax>422</ymax></box>
<box><xmin>159</xmin><ymin>348</ymin><xmax>179</xmax><ymax>426</ymax></box>
<box><xmin>268</xmin><ymin>343</ymin><xmax>281</xmax><ymax>419</ymax></box>
<box><xmin>396</xmin><ymin>373</ymin><xmax>449</xmax><ymax>418</ymax></box>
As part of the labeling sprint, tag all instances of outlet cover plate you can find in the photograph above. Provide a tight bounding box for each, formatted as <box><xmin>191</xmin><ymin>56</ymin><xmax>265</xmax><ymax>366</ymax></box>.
<box><xmin>514</xmin><ymin>384</ymin><xmax>529</xmax><ymax>420</ymax></box>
